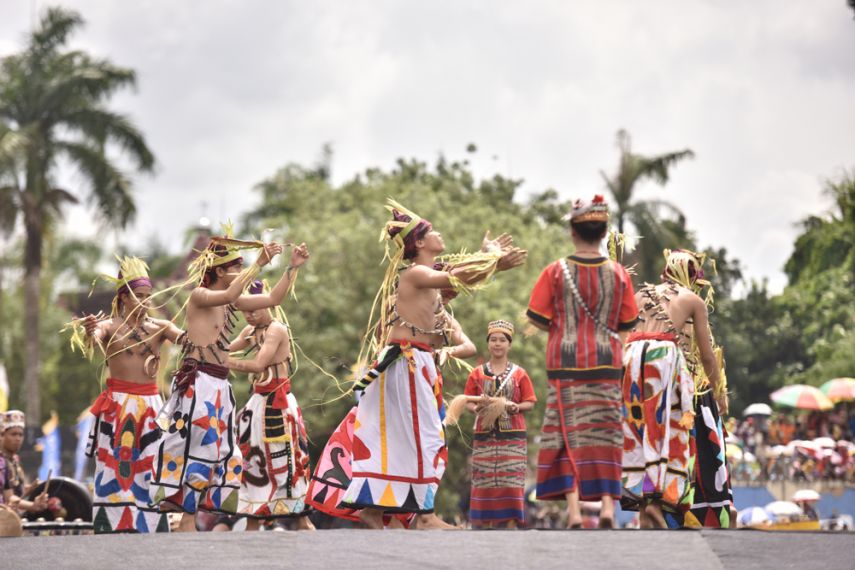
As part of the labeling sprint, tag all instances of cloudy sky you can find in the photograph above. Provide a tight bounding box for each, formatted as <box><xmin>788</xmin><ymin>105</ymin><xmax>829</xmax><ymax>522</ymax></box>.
<box><xmin>2</xmin><ymin>1</ymin><xmax>854</xmax><ymax>293</ymax></box>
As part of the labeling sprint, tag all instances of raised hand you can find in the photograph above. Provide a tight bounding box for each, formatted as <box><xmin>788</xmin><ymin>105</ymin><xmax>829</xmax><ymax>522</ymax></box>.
<box><xmin>82</xmin><ymin>314</ymin><xmax>99</xmax><ymax>337</ymax></box>
<box><xmin>257</xmin><ymin>243</ymin><xmax>284</xmax><ymax>267</ymax></box>
<box><xmin>481</xmin><ymin>231</ymin><xmax>514</xmax><ymax>254</ymax></box>
<box><xmin>289</xmin><ymin>242</ymin><xmax>310</xmax><ymax>268</ymax></box>
<box><xmin>497</xmin><ymin>247</ymin><xmax>528</xmax><ymax>271</ymax></box>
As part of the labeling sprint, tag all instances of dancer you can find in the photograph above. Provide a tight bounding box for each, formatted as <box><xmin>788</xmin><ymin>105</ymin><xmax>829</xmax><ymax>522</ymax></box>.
<box><xmin>229</xmin><ymin>280</ymin><xmax>314</xmax><ymax>530</ymax></box>
<box><xmin>79</xmin><ymin>257</ymin><xmax>182</xmax><ymax>533</ymax></box>
<box><xmin>463</xmin><ymin>320</ymin><xmax>536</xmax><ymax>529</ymax></box>
<box><xmin>149</xmin><ymin>232</ymin><xmax>308</xmax><ymax>532</ymax></box>
<box><xmin>307</xmin><ymin>277</ymin><xmax>477</xmax><ymax>527</ymax></box>
<box><xmin>338</xmin><ymin>200</ymin><xmax>525</xmax><ymax>529</ymax></box>
<box><xmin>620</xmin><ymin>251</ymin><xmax>700</xmax><ymax>528</ymax></box>
<box><xmin>646</xmin><ymin>249</ymin><xmax>732</xmax><ymax>528</ymax></box>
<box><xmin>527</xmin><ymin>195</ymin><xmax>638</xmax><ymax>528</ymax></box>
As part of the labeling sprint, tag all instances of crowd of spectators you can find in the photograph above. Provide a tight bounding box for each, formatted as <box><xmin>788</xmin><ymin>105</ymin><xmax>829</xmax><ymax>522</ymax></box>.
<box><xmin>727</xmin><ymin>406</ymin><xmax>855</xmax><ymax>483</ymax></box>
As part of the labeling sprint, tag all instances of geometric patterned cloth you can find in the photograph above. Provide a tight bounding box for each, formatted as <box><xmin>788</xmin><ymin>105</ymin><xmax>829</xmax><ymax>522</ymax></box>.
<box><xmin>235</xmin><ymin>378</ymin><xmax>311</xmax><ymax>519</ymax></box>
<box><xmin>537</xmin><ymin>378</ymin><xmax>624</xmax><ymax>501</ymax></box>
<box><xmin>339</xmin><ymin>342</ymin><xmax>446</xmax><ymax>514</ymax></box>
<box><xmin>149</xmin><ymin>369</ymin><xmax>242</xmax><ymax>515</ymax></box>
<box><xmin>621</xmin><ymin>334</ymin><xmax>695</xmax><ymax>515</ymax></box>
<box><xmin>86</xmin><ymin>378</ymin><xmax>169</xmax><ymax>533</ymax></box>
<box><xmin>470</xmin><ymin>431</ymin><xmax>528</xmax><ymax>526</ymax></box>
<box><xmin>306</xmin><ymin>407</ymin><xmax>361</xmax><ymax>521</ymax></box>
<box><xmin>685</xmin><ymin>392</ymin><xmax>733</xmax><ymax>528</ymax></box>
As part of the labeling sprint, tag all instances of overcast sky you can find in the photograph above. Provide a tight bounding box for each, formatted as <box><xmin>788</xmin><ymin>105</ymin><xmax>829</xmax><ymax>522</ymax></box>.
<box><xmin>2</xmin><ymin>1</ymin><xmax>854</xmax><ymax>293</ymax></box>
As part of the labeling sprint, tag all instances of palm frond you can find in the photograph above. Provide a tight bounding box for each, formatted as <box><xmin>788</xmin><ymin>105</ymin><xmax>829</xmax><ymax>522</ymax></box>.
<box><xmin>62</xmin><ymin>107</ymin><xmax>154</xmax><ymax>171</ymax></box>
<box><xmin>55</xmin><ymin>140</ymin><xmax>136</xmax><ymax>228</ymax></box>
<box><xmin>636</xmin><ymin>149</ymin><xmax>695</xmax><ymax>186</ymax></box>
<box><xmin>39</xmin><ymin>58</ymin><xmax>137</xmax><ymax>117</ymax></box>
<box><xmin>28</xmin><ymin>7</ymin><xmax>84</xmax><ymax>59</ymax></box>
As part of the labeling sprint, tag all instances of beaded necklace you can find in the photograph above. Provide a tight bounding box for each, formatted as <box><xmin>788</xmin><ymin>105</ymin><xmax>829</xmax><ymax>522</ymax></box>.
<box><xmin>560</xmin><ymin>258</ymin><xmax>620</xmax><ymax>341</ymax></box>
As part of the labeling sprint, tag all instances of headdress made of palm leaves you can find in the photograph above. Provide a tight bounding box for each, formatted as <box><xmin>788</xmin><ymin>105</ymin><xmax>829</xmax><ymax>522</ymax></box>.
<box><xmin>662</xmin><ymin>248</ymin><xmax>716</xmax><ymax>307</ymax></box>
<box><xmin>355</xmin><ymin>198</ymin><xmax>504</xmax><ymax>389</ymax></box>
<box><xmin>186</xmin><ymin>221</ymin><xmax>265</xmax><ymax>287</ymax></box>
<box><xmin>660</xmin><ymin>248</ymin><xmax>726</xmax><ymax>398</ymax></box>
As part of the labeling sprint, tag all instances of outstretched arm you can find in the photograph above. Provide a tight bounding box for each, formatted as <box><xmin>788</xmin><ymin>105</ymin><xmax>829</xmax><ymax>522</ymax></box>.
<box><xmin>152</xmin><ymin>319</ymin><xmax>184</xmax><ymax>344</ymax></box>
<box><xmin>228</xmin><ymin>324</ymin><xmax>287</xmax><ymax>374</ymax></box>
<box><xmin>235</xmin><ymin>243</ymin><xmax>310</xmax><ymax>311</ymax></box>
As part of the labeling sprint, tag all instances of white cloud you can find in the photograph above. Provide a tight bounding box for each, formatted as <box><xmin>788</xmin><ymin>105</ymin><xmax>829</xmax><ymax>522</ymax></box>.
<box><xmin>1</xmin><ymin>0</ymin><xmax>853</xmax><ymax>295</ymax></box>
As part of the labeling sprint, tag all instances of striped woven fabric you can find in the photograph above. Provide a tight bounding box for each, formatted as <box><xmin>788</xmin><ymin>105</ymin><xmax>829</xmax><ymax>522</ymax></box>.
<box><xmin>536</xmin><ymin>378</ymin><xmax>623</xmax><ymax>500</ymax></box>
<box><xmin>470</xmin><ymin>430</ymin><xmax>527</xmax><ymax>527</ymax></box>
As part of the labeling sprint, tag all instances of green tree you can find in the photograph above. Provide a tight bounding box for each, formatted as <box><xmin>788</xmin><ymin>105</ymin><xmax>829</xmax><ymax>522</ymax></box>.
<box><xmin>601</xmin><ymin>129</ymin><xmax>695</xmax><ymax>281</ymax></box>
<box><xmin>0</xmin><ymin>7</ymin><xmax>154</xmax><ymax>424</ymax></box>
<box><xmin>240</xmin><ymin>148</ymin><xmax>571</xmax><ymax>518</ymax></box>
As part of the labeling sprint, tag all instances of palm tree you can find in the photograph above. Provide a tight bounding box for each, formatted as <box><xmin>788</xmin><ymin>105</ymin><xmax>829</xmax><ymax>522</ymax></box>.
<box><xmin>0</xmin><ymin>7</ymin><xmax>154</xmax><ymax>425</ymax></box>
<box><xmin>601</xmin><ymin>129</ymin><xmax>695</xmax><ymax>281</ymax></box>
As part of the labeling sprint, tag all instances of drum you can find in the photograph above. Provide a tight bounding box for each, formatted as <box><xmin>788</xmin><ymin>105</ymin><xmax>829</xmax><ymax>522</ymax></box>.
<box><xmin>22</xmin><ymin>476</ymin><xmax>92</xmax><ymax>522</ymax></box>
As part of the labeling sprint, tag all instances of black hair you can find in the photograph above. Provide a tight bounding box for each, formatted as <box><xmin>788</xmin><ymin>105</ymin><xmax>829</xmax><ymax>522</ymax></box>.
<box><xmin>571</xmin><ymin>221</ymin><xmax>608</xmax><ymax>243</ymax></box>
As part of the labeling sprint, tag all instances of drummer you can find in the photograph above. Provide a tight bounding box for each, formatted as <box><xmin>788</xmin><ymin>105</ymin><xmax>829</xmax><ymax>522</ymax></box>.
<box><xmin>1</xmin><ymin>411</ymin><xmax>48</xmax><ymax>515</ymax></box>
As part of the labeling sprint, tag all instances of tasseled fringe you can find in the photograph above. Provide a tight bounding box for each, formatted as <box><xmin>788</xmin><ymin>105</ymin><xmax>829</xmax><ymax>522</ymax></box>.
<box><xmin>443</xmin><ymin>394</ymin><xmax>508</xmax><ymax>427</ymax></box>
<box><xmin>438</xmin><ymin>250</ymin><xmax>502</xmax><ymax>296</ymax></box>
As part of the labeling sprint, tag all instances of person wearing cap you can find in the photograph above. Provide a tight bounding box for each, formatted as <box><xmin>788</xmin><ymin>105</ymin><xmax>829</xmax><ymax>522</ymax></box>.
<box><xmin>228</xmin><ymin>280</ymin><xmax>314</xmax><ymax>531</ymax></box>
<box><xmin>463</xmin><ymin>320</ymin><xmax>536</xmax><ymax>529</ymax></box>
<box><xmin>527</xmin><ymin>195</ymin><xmax>638</xmax><ymax>528</ymax></box>
<box><xmin>0</xmin><ymin>410</ymin><xmax>48</xmax><ymax>515</ymax></box>
<box><xmin>80</xmin><ymin>257</ymin><xmax>184</xmax><ymax>533</ymax></box>
<box><xmin>149</xmin><ymin>230</ymin><xmax>308</xmax><ymax>532</ymax></box>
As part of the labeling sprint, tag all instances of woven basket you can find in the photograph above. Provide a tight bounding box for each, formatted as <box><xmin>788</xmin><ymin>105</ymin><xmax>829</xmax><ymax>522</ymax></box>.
<box><xmin>0</xmin><ymin>504</ymin><xmax>23</xmax><ymax>537</ymax></box>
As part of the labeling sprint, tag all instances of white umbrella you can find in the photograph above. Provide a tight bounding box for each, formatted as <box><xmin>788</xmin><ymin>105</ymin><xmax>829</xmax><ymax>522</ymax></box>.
<box><xmin>792</xmin><ymin>489</ymin><xmax>820</xmax><ymax>503</ymax></box>
<box><xmin>737</xmin><ymin>507</ymin><xmax>770</xmax><ymax>528</ymax></box>
<box><xmin>789</xmin><ymin>440</ymin><xmax>820</xmax><ymax>454</ymax></box>
<box><xmin>725</xmin><ymin>435</ymin><xmax>742</xmax><ymax>448</ymax></box>
<box><xmin>743</xmin><ymin>403</ymin><xmax>773</xmax><ymax>416</ymax></box>
<box><xmin>765</xmin><ymin>501</ymin><xmax>803</xmax><ymax>520</ymax></box>
<box><xmin>814</xmin><ymin>437</ymin><xmax>836</xmax><ymax>448</ymax></box>
<box><xmin>770</xmin><ymin>445</ymin><xmax>788</xmax><ymax>457</ymax></box>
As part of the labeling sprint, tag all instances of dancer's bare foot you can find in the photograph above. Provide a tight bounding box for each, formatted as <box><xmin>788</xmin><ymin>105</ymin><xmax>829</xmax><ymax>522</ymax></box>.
<box><xmin>297</xmin><ymin>516</ymin><xmax>316</xmax><ymax>531</ymax></box>
<box><xmin>565</xmin><ymin>490</ymin><xmax>582</xmax><ymax>528</ymax></box>
<box><xmin>599</xmin><ymin>496</ymin><xmax>615</xmax><ymax>528</ymax></box>
<box><xmin>245</xmin><ymin>518</ymin><xmax>260</xmax><ymax>531</ymax></box>
<box><xmin>359</xmin><ymin>508</ymin><xmax>384</xmax><ymax>530</ymax></box>
<box><xmin>643</xmin><ymin>503</ymin><xmax>668</xmax><ymax>529</ymax></box>
<box><xmin>386</xmin><ymin>516</ymin><xmax>406</xmax><ymax>530</ymax></box>
<box><xmin>176</xmin><ymin>513</ymin><xmax>197</xmax><ymax>532</ymax></box>
<box><xmin>414</xmin><ymin>513</ymin><xmax>457</xmax><ymax>530</ymax></box>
